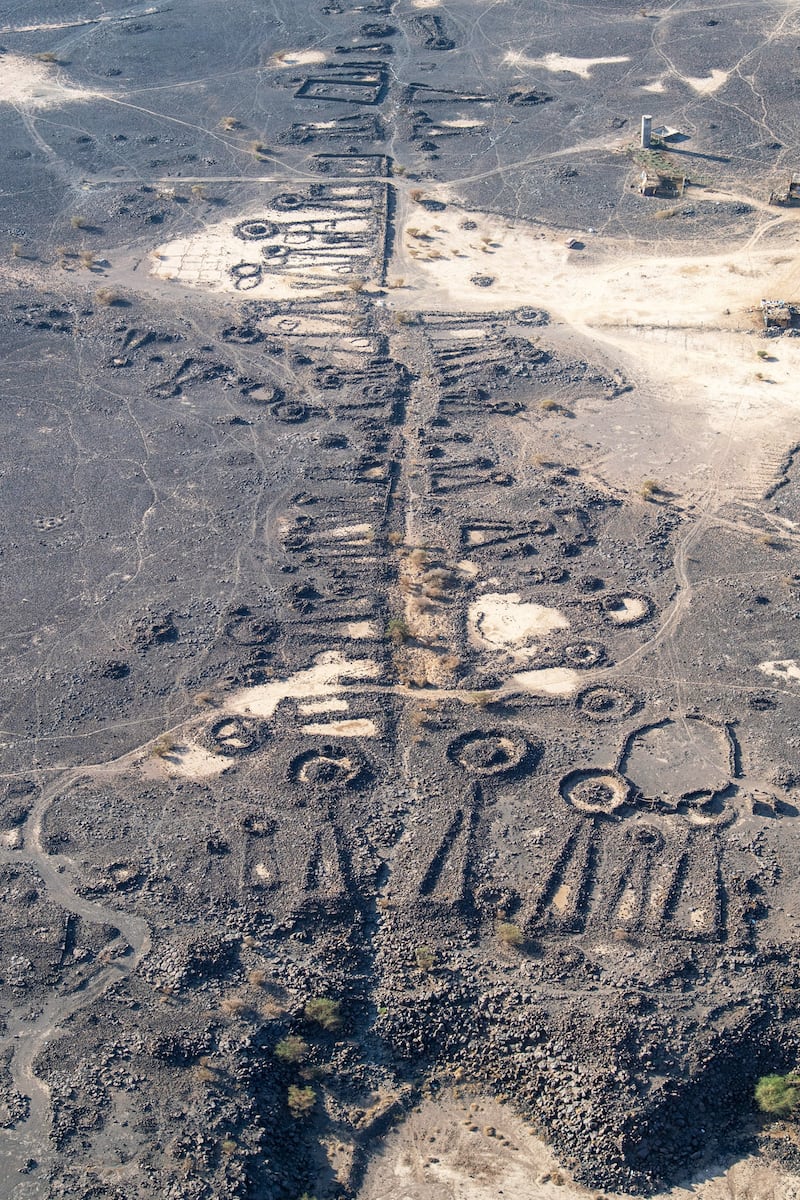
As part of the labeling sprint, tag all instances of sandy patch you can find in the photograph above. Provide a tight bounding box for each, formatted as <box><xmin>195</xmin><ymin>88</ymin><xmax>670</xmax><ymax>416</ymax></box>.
<box><xmin>759</xmin><ymin>659</ymin><xmax>800</xmax><ymax>683</ymax></box>
<box><xmin>298</xmin><ymin>699</ymin><xmax>349</xmax><ymax>715</ymax></box>
<box><xmin>684</xmin><ymin>69</ymin><xmax>729</xmax><ymax>94</ymax></box>
<box><xmin>0</xmin><ymin>828</ymin><xmax>23</xmax><ymax>849</ymax></box>
<box><xmin>469</xmin><ymin>593</ymin><xmax>568</xmax><ymax>652</ymax></box>
<box><xmin>227</xmin><ymin>651</ymin><xmax>380</xmax><ymax>719</ymax></box>
<box><xmin>511</xmin><ymin>667</ymin><xmax>580</xmax><ymax>696</ymax></box>
<box><xmin>0</xmin><ymin>53</ymin><xmax>97</xmax><ymax>108</ymax></box>
<box><xmin>271</xmin><ymin>49</ymin><xmax>327</xmax><ymax>67</ymax></box>
<box><xmin>157</xmin><ymin>743</ymin><xmax>232</xmax><ymax>778</ymax></box>
<box><xmin>411</xmin><ymin>0</ymin><xmax>442</xmax><ymax>7</ymax></box>
<box><xmin>358</xmin><ymin>1095</ymin><xmax>800</xmax><ymax>1200</ymax></box>
<box><xmin>396</xmin><ymin>203</ymin><xmax>800</xmax><ymax>444</ymax></box>
<box><xmin>642</xmin><ymin>80</ymin><xmax>666</xmax><ymax>93</ymax></box>
<box><xmin>151</xmin><ymin>198</ymin><xmax>379</xmax><ymax>300</ymax></box>
<box><xmin>347</xmin><ymin>620</ymin><xmax>377</xmax><ymax>639</ymax></box>
<box><xmin>440</xmin><ymin>118</ymin><xmax>486</xmax><ymax>128</ymax></box>
<box><xmin>606</xmin><ymin>597</ymin><xmax>647</xmax><ymax>624</ymax></box>
<box><xmin>301</xmin><ymin>718</ymin><xmax>377</xmax><ymax>737</ymax></box>
<box><xmin>504</xmin><ymin>51</ymin><xmax>629</xmax><ymax>79</ymax></box>
<box><xmin>457</xmin><ymin>560</ymin><xmax>479</xmax><ymax>577</ymax></box>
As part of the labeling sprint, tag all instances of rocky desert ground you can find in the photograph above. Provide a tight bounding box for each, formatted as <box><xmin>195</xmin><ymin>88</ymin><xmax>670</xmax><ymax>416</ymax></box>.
<box><xmin>1</xmin><ymin>0</ymin><xmax>800</xmax><ymax>1197</ymax></box>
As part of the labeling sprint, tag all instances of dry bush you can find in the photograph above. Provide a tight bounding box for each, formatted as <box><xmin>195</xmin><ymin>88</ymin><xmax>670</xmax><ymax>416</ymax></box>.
<box><xmin>70</xmin><ymin>215</ymin><xmax>86</xmax><ymax>229</ymax></box>
<box><xmin>79</xmin><ymin>249</ymin><xmax>95</xmax><ymax>269</ymax></box>
<box><xmin>247</xmin><ymin>968</ymin><xmax>267</xmax><ymax>986</ymax></box>
<box><xmin>414</xmin><ymin>945</ymin><xmax>436</xmax><ymax>971</ymax></box>
<box><xmin>640</xmin><ymin>478</ymin><xmax>661</xmax><ymax>500</ymax></box>
<box><xmin>387</xmin><ymin>531</ymin><xmax>404</xmax><ymax>546</ymax></box>
<box><xmin>497</xmin><ymin>922</ymin><xmax>524</xmax><ymax>947</ymax></box>
<box><xmin>95</xmin><ymin>288</ymin><xmax>122</xmax><ymax>306</ymax></box>
<box><xmin>220</xmin><ymin>996</ymin><xmax>248</xmax><ymax>1016</ymax></box>
<box><xmin>151</xmin><ymin>735</ymin><xmax>176</xmax><ymax>759</ymax></box>
<box><xmin>35</xmin><ymin>51</ymin><xmax>58</xmax><ymax>62</ymax></box>
<box><xmin>220</xmin><ymin>116</ymin><xmax>241</xmax><ymax>130</ymax></box>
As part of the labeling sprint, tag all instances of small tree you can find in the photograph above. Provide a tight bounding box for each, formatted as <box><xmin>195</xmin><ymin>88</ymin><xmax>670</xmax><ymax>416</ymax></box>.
<box><xmin>304</xmin><ymin>997</ymin><xmax>342</xmax><ymax>1032</ymax></box>
<box><xmin>287</xmin><ymin>1084</ymin><xmax>316</xmax><ymax>1117</ymax></box>
<box><xmin>386</xmin><ymin>618</ymin><xmax>409</xmax><ymax>646</ymax></box>
<box><xmin>755</xmin><ymin>1073</ymin><xmax>800</xmax><ymax>1116</ymax></box>
<box><xmin>275</xmin><ymin>1035</ymin><xmax>309</xmax><ymax>1064</ymax></box>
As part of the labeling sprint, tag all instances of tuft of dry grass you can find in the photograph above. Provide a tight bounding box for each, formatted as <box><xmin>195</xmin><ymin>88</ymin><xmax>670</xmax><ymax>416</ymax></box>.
<box><xmin>152</xmin><ymin>735</ymin><xmax>176</xmax><ymax>759</ymax></box>
<box><xmin>95</xmin><ymin>287</ymin><xmax>123</xmax><ymax>306</ymax></box>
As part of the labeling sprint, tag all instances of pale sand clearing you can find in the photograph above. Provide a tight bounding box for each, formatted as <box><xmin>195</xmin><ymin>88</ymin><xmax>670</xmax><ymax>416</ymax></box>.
<box><xmin>301</xmin><ymin>718</ymin><xmax>377</xmax><ymax>737</ymax></box>
<box><xmin>504</xmin><ymin>51</ymin><xmax>629</xmax><ymax>79</ymax></box>
<box><xmin>347</xmin><ymin>620</ymin><xmax>378</xmax><ymax>639</ymax></box>
<box><xmin>759</xmin><ymin>659</ymin><xmax>800</xmax><ymax>683</ymax></box>
<box><xmin>0</xmin><ymin>53</ymin><xmax>97</xmax><ymax>108</ymax></box>
<box><xmin>642</xmin><ymin>80</ymin><xmax>666</xmax><ymax>92</ymax></box>
<box><xmin>684</xmin><ymin>68</ymin><xmax>729</xmax><ymax>94</ymax></box>
<box><xmin>156</xmin><ymin>744</ymin><xmax>231</xmax><ymax>778</ymax></box>
<box><xmin>607</xmin><ymin>596</ymin><xmax>648</xmax><ymax>624</ymax></box>
<box><xmin>271</xmin><ymin>49</ymin><xmax>327</xmax><ymax>67</ymax></box>
<box><xmin>469</xmin><ymin>593</ymin><xmax>569</xmax><ymax>650</ymax></box>
<box><xmin>0</xmin><ymin>8</ymin><xmax>158</xmax><ymax>33</ymax></box>
<box><xmin>298</xmin><ymin>699</ymin><xmax>350</xmax><ymax>715</ymax></box>
<box><xmin>151</xmin><ymin>205</ymin><xmax>375</xmax><ymax>299</ymax></box>
<box><xmin>358</xmin><ymin>1095</ymin><xmax>800</xmax><ymax>1200</ymax></box>
<box><xmin>396</xmin><ymin>204</ymin><xmax>800</xmax><ymax>445</ymax></box>
<box><xmin>227</xmin><ymin>652</ymin><xmax>380</xmax><ymax>718</ymax></box>
<box><xmin>511</xmin><ymin>667</ymin><xmax>580</xmax><ymax>696</ymax></box>
<box><xmin>439</xmin><ymin>118</ymin><xmax>486</xmax><ymax>128</ymax></box>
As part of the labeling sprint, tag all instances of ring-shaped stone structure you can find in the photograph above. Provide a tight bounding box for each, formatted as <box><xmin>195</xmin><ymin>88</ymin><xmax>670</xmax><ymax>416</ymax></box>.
<box><xmin>234</xmin><ymin>219</ymin><xmax>278</xmax><ymax>240</ymax></box>
<box><xmin>561</xmin><ymin>768</ymin><xmax>630</xmax><ymax>815</ymax></box>
<box><xmin>575</xmin><ymin>685</ymin><xmax>640</xmax><ymax>722</ymax></box>
<box><xmin>447</xmin><ymin>729</ymin><xmax>536</xmax><ymax>778</ymax></box>
<box><xmin>289</xmin><ymin>744</ymin><xmax>368</xmax><ymax>789</ymax></box>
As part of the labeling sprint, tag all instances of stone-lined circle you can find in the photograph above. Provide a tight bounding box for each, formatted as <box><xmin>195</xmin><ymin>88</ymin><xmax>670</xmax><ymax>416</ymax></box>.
<box><xmin>207</xmin><ymin>716</ymin><xmax>265</xmax><ymax>756</ymax></box>
<box><xmin>575</xmin><ymin>685</ymin><xmax>640</xmax><ymax>722</ymax></box>
<box><xmin>563</xmin><ymin>641</ymin><xmax>606</xmax><ymax>669</ymax></box>
<box><xmin>234</xmin><ymin>219</ymin><xmax>278</xmax><ymax>240</ymax></box>
<box><xmin>289</xmin><ymin>744</ymin><xmax>368</xmax><ymax>789</ymax></box>
<box><xmin>561</xmin><ymin>769</ymin><xmax>630</xmax><ymax>815</ymax></box>
<box><xmin>447</xmin><ymin>729</ymin><xmax>536</xmax><ymax>777</ymax></box>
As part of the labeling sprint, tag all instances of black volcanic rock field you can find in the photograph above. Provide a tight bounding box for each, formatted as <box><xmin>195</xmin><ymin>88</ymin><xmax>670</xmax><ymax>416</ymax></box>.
<box><xmin>1</xmin><ymin>1</ymin><xmax>800</xmax><ymax>1197</ymax></box>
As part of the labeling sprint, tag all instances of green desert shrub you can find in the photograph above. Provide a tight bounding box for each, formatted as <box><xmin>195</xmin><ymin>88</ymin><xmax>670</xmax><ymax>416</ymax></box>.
<box><xmin>304</xmin><ymin>997</ymin><xmax>342</xmax><ymax>1032</ymax></box>
<box><xmin>755</xmin><ymin>1073</ymin><xmax>800</xmax><ymax>1116</ymax></box>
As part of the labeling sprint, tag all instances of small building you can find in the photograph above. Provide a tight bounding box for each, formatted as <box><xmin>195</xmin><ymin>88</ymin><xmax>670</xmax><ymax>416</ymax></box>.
<box><xmin>761</xmin><ymin>298</ymin><xmax>800</xmax><ymax>330</ymax></box>
<box><xmin>768</xmin><ymin>178</ymin><xmax>800</xmax><ymax>206</ymax></box>
<box><xmin>638</xmin><ymin>169</ymin><xmax>685</xmax><ymax>199</ymax></box>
